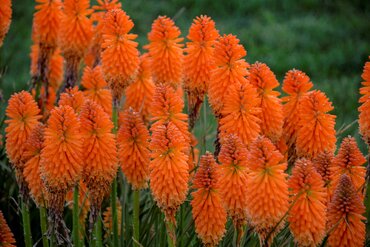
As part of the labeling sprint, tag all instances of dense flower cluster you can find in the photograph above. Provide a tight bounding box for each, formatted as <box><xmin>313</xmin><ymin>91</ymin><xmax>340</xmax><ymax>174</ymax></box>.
<box><xmin>3</xmin><ymin>3</ymin><xmax>370</xmax><ymax>247</ymax></box>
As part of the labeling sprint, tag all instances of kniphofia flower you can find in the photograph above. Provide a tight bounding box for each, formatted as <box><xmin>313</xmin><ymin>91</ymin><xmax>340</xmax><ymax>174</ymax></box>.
<box><xmin>282</xmin><ymin>69</ymin><xmax>313</xmax><ymax>147</ymax></box>
<box><xmin>80</xmin><ymin>100</ymin><xmax>118</xmax><ymax>224</ymax></box>
<box><xmin>184</xmin><ymin>15</ymin><xmax>219</xmax><ymax>129</ymax></box>
<box><xmin>249</xmin><ymin>62</ymin><xmax>283</xmax><ymax>142</ymax></box>
<box><xmin>246</xmin><ymin>136</ymin><xmax>289</xmax><ymax>243</ymax></box>
<box><xmin>101</xmin><ymin>8</ymin><xmax>139</xmax><ymax>100</ymax></box>
<box><xmin>358</xmin><ymin>59</ymin><xmax>370</xmax><ymax>144</ymax></box>
<box><xmin>5</xmin><ymin>91</ymin><xmax>41</xmax><ymax>197</ymax></box>
<box><xmin>312</xmin><ymin>151</ymin><xmax>335</xmax><ymax>203</ymax></box>
<box><xmin>208</xmin><ymin>34</ymin><xmax>249</xmax><ymax>116</ymax></box>
<box><xmin>150</xmin><ymin>84</ymin><xmax>191</xmax><ymax>151</ymax></box>
<box><xmin>33</xmin><ymin>0</ymin><xmax>61</xmax><ymax>50</ymax></box>
<box><xmin>191</xmin><ymin>152</ymin><xmax>226</xmax><ymax>247</ymax></box>
<box><xmin>145</xmin><ymin>16</ymin><xmax>184</xmax><ymax>89</ymax></box>
<box><xmin>118</xmin><ymin>108</ymin><xmax>150</xmax><ymax>190</ymax></box>
<box><xmin>60</xmin><ymin>0</ymin><xmax>93</xmax><ymax>89</ymax></box>
<box><xmin>59</xmin><ymin>86</ymin><xmax>86</xmax><ymax>114</ymax></box>
<box><xmin>288</xmin><ymin>158</ymin><xmax>327</xmax><ymax>246</ymax></box>
<box><xmin>40</xmin><ymin>105</ymin><xmax>83</xmax><ymax>237</ymax></box>
<box><xmin>296</xmin><ymin>90</ymin><xmax>336</xmax><ymax>158</ymax></box>
<box><xmin>124</xmin><ymin>54</ymin><xmax>155</xmax><ymax>123</ymax></box>
<box><xmin>0</xmin><ymin>0</ymin><xmax>12</xmax><ymax>47</ymax></box>
<box><xmin>149</xmin><ymin>123</ymin><xmax>189</xmax><ymax>223</ymax></box>
<box><xmin>33</xmin><ymin>0</ymin><xmax>62</xmax><ymax>83</ymax></box>
<box><xmin>81</xmin><ymin>65</ymin><xmax>112</xmax><ymax>115</ymax></box>
<box><xmin>327</xmin><ymin>174</ymin><xmax>365</xmax><ymax>247</ymax></box>
<box><xmin>0</xmin><ymin>211</ymin><xmax>16</xmax><ymax>247</ymax></box>
<box><xmin>86</xmin><ymin>0</ymin><xmax>122</xmax><ymax>67</ymax></box>
<box><xmin>219</xmin><ymin>82</ymin><xmax>261</xmax><ymax>146</ymax></box>
<box><xmin>331</xmin><ymin>137</ymin><xmax>366</xmax><ymax>194</ymax></box>
<box><xmin>22</xmin><ymin>123</ymin><xmax>48</xmax><ymax>207</ymax></box>
<box><xmin>218</xmin><ymin>134</ymin><xmax>249</xmax><ymax>228</ymax></box>
<box><xmin>5</xmin><ymin>91</ymin><xmax>41</xmax><ymax>167</ymax></box>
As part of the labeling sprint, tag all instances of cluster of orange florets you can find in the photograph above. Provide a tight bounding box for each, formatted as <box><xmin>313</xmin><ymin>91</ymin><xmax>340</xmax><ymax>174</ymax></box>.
<box><xmin>2</xmin><ymin>1</ymin><xmax>370</xmax><ymax>246</ymax></box>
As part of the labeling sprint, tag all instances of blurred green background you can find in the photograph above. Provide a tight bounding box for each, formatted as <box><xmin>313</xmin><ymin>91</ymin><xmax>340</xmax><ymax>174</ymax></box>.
<box><xmin>0</xmin><ymin>0</ymin><xmax>370</xmax><ymax>245</ymax></box>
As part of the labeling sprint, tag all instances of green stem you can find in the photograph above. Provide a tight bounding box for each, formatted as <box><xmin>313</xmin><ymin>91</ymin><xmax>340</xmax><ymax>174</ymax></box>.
<box><xmin>21</xmin><ymin>201</ymin><xmax>33</xmax><ymax>247</ymax></box>
<box><xmin>94</xmin><ymin>217</ymin><xmax>103</xmax><ymax>247</ymax></box>
<box><xmin>39</xmin><ymin>207</ymin><xmax>49</xmax><ymax>247</ymax></box>
<box><xmin>111</xmin><ymin>97</ymin><xmax>120</xmax><ymax>247</ymax></box>
<box><xmin>73</xmin><ymin>184</ymin><xmax>80</xmax><ymax>247</ymax></box>
<box><xmin>202</xmin><ymin>96</ymin><xmax>207</xmax><ymax>154</ymax></box>
<box><xmin>111</xmin><ymin>179</ymin><xmax>119</xmax><ymax>247</ymax></box>
<box><xmin>165</xmin><ymin>220</ymin><xmax>176</xmax><ymax>247</ymax></box>
<box><xmin>133</xmin><ymin>190</ymin><xmax>140</xmax><ymax>246</ymax></box>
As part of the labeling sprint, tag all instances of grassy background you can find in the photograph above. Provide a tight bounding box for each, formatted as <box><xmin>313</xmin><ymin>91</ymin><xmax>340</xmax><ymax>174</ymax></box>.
<box><xmin>0</xmin><ymin>0</ymin><xmax>370</xmax><ymax>245</ymax></box>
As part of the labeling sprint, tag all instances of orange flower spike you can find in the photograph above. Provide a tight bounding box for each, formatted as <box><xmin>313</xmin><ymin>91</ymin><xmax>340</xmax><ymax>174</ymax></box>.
<box><xmin>249</xmin><ymin>62</ymin><xmax>284</xmax><ymax>142</ymax></box>
<box><xmin>59</xmin><ymin>86</ymin><xmax>86</xmax><ymax>114</ymax></box>
<box><xmin>40</xmin><ymin>105</ymin><xmax>83</xmax><ymax>226</ymax></box>
<box><xmin>359</xmin><ymin>59</ymin><xmax>370</xmax><ymax>144</ymax></box>
<box><xmin>327</xmin><ymin>174</ymin><xmax>365</xmax><ymax>247</ymax></box>
<box><xmin>22</xmin><ymin>123</ymin><xmax>49</xmax><ymax>207</ymax></box>
<box><xmin>331</xmin><ymin>137</ymin><xmax>366</xmax><ymax>194</ymax></box>
<box><xmin>34</xmin><ymin>0</ymin><xmax>62</xmax><ymax>49</ymax></box>
<box><xmin>288</xmin><ymin>159</ymin><xmax>327</xmax><ymax>247</ymax></box>
<box><xmin>145</xmin><ymin>16</ymin><xmax>184</xmax><ymax>89</ymax></box>
<box><xmin>118</xmin><ymin>109</ymin><xmax>150</xmax><ymax>190</ymax></box>
<box><xmin>101</xmin><ymin>9</ymin><xmax>140</xmax><ymax>100</ymax></box>
<box><xmin>81</xmin><ymin>66</ymin><xmax>112</xmax><ymax>115</ymax></box>
<box><xmin>80</xmin><ymin>100</ymin><xmax>118</xmax><ymax>223</ymax></box>
<box><xmin>0</xmin><ymin>211</ymin><xmax>16</xmax><ymax>247</ymax></box>
<box><xmin>150</xmin><ymin>84</ymin><xmax>191</xmax><ymax>150</ymax></box>
<box><xmin>5</xmin><ymin>91</ymin><xmax>41</xmax><ymax>168</ymax></box>
<box><xmin>312</xmin><ymin>151</ymin><xmax>335</xmax><ymax>203</ymax></box>
<box><xmin>282</xmin><ymin>69</ymin><xmax>313</xmax><ymax>146</ymax></box>
<box><xmin>33</xmin><ymin>0</ymin><xmax>62</xmax><ymax>84</ymax></box>
<box><xmin>124</xmin><ymin>54</ymin><xmax>155</xmax><ymax>123</ymax></box>
<box><xmin>86</xmin><ymin>0</ymin><xmax>122</xmax><ymax>67</ymax></box>
<box><xmin>245</xmin><ymin>136</ymin><xmax>289</xmax><ymax>242</ymax></box>
<box><xmin>219</xmin><ymin>82</ymin><xmax>261</xmax><ymax>146</ymax></box>
<box><xmin>0</xmin><ymin>0</ymin><xmax>11</xmax><ymax>47</ymax></box>
<box><xmin>208</xmin><ymin>34</ymin><xmax>249</xmax><ymax>116</ymax></box>
<box><xmin>218</xmin><ymin>135</ymin><xmax>249</xmax><ymax>225</ymax></box>
<box><xmin>149</xmin><ymin>123</ymin><xmax>189</xmax><ymax>223</ymax></box>
<box><xmin>60</xmin><ymin>0</ymin><xmax>93</xmax><ymax>88</ymax></box>
<box><xmin>184</xmin><ymin>16</ymin><xmax>219</xmax><ymax>129</ymax></box>
<box><xmin>296</xmin><ymin>90</ymin><xmax>336</xmax><ymax>158</ymax></box>
<box><xmin>191</xmin><ymin>152</ymin><xmax>227</xmax><ymax>247</ymax></box>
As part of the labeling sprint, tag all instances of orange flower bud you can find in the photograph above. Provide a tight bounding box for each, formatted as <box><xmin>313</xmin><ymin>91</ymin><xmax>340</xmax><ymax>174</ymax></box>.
<box><xmin>331</xmin><ymin>137</ymin><xmax>366</xmax><ymax>195</ymax></box>
<box><xmin>146</xmin><ymin>16</ymin><xmax>184</xmax><ymax>88</ymax></box>
<box><xmin>219</xmin><ymin>82</ymin><xmax>261</xmax><ymax>146</ymax></box>
<box><xmin>208</xmin><ymin>34</ymin><xmax>249</xmax><ymax>116</ymax></box>
<box><xmin>288</xmin><ymin>159</ymin><xmax>326</xmax><ymax>246</ymax></box>
<box><xmin>118</xmin><ymin>108</ymin><xmax>150</xmax><ymax>190</ymax></box>
<box><xmin>327</xmin><ymin>174</ymin><xmax>365</xmax><ymax>247</ymax></box>
<box><xmin>149</xmin><ymin>123</ymin><xmax>189</xmax><ymax>223</ymax></box>
<box><xmin>81</xmin><ymin>66</ymin><xmax>112</xmax><ymax>115</ymax></box>
<box><xmin>191</xmin><ymin>152</ymin><xmax>226</xmax><ymax>246</ymax></box>
<box><xmin>124</xmin><ymin>54</ymin><xmax>155</xmax><ymax>123</ymax></box>
<box><xmin>296</xmin><ymin>90</ymin><xmax>336</xmax><ymax>158</ymax></box>
<box><xmin>249</xmin><ymin>62</ymin><xmax>283</xmax><ymax>142</ymax></box>
<box><xmin>246</xmin><ymin>136</ymin><xmax>289</xmax><ymax>242</ymax></box>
